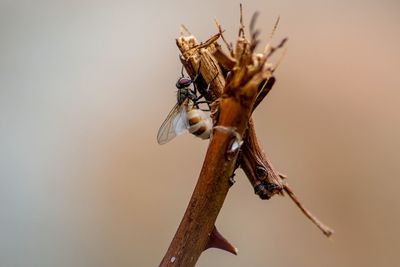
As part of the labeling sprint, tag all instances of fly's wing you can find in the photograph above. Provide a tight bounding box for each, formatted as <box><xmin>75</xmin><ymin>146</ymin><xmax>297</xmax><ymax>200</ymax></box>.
<box><xmin>157</xmin><ymin>103</ymin><xmax>189</xmax><ymax>145</ymax></box>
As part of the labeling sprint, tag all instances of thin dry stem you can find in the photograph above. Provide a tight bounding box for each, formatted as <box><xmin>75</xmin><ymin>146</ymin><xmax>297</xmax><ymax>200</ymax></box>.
<box><xmin>268</xmin><ymin>16</ymin><xmax>280</xmax><ymax>41</ymax></box>
<box><xmin>238</xmin><ymin>3</ymin><xmax>245</xmax><ymax>38</ymax></box>
<box><xmin>215</xmin><ymin>18</ymin><xmax>233</xmax><ymax>54</ymax></box>
<box><xmin>284</xmin><ymin>183</ymin><xmax>334</xmax><ymax>237</ymax></box>
<box><xmin>180</xmin><ymin>24</ymin><xmax>191</xmax><ymax>36</ymax></box>
<box><xmin>266</xmin><ymin>37</ymin><xmax>288</xmax><ymax>59</ymax></box>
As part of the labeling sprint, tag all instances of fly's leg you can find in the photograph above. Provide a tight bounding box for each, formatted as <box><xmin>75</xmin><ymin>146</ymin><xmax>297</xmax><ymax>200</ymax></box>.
<box><xmin>194</xmin><ymin>73</ymin><xmax>218</xmax><ymax>110</ymax></box>
<box><xmin>180</xmin><ymin>65</ymin><xmax>185</xmax><ymax>78</ymax></box>
<box><xmin>193</xmin><ymin>100</ymin><xmax>211</xmax><ymax>110</ymax></box>
<box><xmin>189</xmin><ymin>61</ymin><xmax>204</xmax><ymax>109</ymax></box>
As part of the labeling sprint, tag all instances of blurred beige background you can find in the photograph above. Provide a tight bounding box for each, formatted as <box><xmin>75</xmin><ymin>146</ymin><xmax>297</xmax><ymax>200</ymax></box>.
<box><xmin>1</xmin><ymin>0</ymin><xmax>399</xmax><ymax>266</ymax></box>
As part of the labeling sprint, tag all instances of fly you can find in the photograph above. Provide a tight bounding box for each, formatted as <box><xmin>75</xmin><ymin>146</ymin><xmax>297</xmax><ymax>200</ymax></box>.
<box><xmin>157</xmin><ymin>67</ymin><xmax>212</xmax><ymax>145</ymax></box>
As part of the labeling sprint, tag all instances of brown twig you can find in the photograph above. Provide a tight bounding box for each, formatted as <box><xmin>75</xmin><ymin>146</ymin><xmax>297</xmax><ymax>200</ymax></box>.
<box><xmin>160</xmin><ymin>6</ymin><xmax>334</xmax><ymax>267</ymax></box>
<box><xmin>160</xmin><ymin>14</ymin><xmax>272</xmax><ymax>267</ymax></box>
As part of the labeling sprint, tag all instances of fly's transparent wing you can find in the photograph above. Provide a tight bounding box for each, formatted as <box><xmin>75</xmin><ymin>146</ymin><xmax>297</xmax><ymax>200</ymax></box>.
<box><xmin>157</xmin><ymin>103</ymin><xmax>189</xmax><ymax>145</ymax></box>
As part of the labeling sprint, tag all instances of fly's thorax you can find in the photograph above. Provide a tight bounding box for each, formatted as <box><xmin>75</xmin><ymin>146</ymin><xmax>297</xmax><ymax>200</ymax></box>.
<box><xmin>187</xmin><ymin>109</ymin><xmax>212</xmax><ymax>140</ymax></box>
<box><xmin>177</xmin><ymin>88</ymin><xmax>189</xmax><ymax>105</ymax></box>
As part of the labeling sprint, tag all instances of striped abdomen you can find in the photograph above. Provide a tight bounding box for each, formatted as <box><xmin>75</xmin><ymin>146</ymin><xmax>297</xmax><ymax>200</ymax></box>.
<box><xmin>187</xmin><ymin>109</ymin><xmax>212</xmax><ymax>140</ymax></box>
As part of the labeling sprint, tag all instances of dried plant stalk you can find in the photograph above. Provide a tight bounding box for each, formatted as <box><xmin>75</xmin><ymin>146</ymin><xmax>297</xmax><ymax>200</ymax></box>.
<box><xmin>159</xmin><ymin>20</ymin><xmax>272</xmax><ymax>267</ymax></box>
<box><xmin>160</xmin><ymin>7</ymin><xmax>333</xmax><ymax>267</ymax></box>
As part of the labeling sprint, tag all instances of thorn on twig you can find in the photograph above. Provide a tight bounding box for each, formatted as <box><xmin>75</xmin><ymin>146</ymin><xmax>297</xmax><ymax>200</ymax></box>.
<box><xmin>205</xmin><ymin>226</ymin><xmax>238</xmax><ymax>255</ymax></box>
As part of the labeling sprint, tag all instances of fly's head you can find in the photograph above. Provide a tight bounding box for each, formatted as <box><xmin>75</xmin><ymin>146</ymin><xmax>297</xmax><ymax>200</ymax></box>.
<box><xmin>176</xmin><ymin>77</ymin><xmax>192</xmax><ymax>89</ymax></box>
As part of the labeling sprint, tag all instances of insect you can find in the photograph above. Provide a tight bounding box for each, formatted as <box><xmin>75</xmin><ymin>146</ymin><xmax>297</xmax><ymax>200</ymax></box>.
<box><xmin>157</xmin><ymin>68</ymin><xmax>212</xmax><ymax>145</ymax></box>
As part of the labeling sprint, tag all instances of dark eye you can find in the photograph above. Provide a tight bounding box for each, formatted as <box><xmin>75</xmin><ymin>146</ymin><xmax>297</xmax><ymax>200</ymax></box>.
<box><xmin>176</xmin><ymin>77</ymin><xmax>192</xmax><ymax>89</ymax></box>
